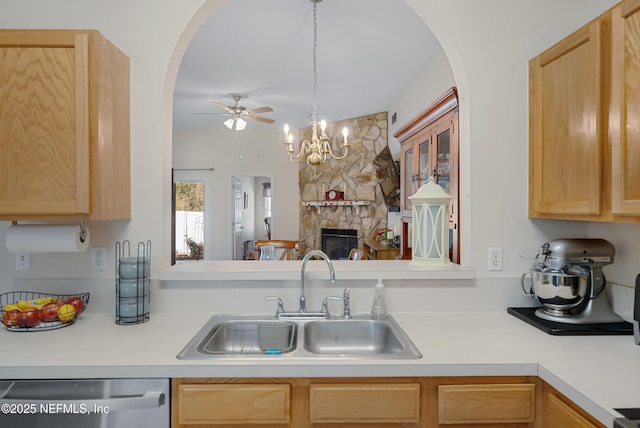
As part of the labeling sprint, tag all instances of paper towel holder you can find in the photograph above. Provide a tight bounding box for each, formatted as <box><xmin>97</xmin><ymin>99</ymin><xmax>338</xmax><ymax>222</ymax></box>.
<box><xmin>78</xmin><ymin>221</ymin><xmax>87</xmax><ymax>243</ymax></box>
<box><xmin>7</xmin><ymin>221</ymin><xmax>90</xmax><ymax>254</ymax></box>
<box><xmin>11</xmin><ymin>220</ymin><xmax>88</xmax><ymax>242</ymax></box>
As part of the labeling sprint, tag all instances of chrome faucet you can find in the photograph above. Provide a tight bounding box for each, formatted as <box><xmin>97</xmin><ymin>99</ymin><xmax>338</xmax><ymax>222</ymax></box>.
<box><xmin>343</xmin><ymin>288</ymin><xmax>352</xmax><ymax>319</ymax></box>
<box><xmin>299</xmin><ymin>249</ymin><xmax>335</xmax><ymax>313</ymax></box>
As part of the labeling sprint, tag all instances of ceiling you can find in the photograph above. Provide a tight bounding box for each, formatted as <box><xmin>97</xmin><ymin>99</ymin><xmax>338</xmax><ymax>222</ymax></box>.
<box><xmin>172</xmin><ymin>0</ymin><xmax>441</xmax><ymax>132</ymax></box>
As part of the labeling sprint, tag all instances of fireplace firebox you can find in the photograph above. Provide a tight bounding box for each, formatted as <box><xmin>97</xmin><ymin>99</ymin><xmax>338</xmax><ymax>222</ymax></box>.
<box><xmin>321</xmin><ymin>228</ymin><xmax>358</xmax><ymax>260</ymax></box>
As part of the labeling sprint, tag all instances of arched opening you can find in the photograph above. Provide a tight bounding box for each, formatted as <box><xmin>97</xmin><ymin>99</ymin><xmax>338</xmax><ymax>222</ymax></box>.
<box><xmin>163</xmin><ymin>0</ymin><xmax>470</xmax><ymax>266</ymax></box>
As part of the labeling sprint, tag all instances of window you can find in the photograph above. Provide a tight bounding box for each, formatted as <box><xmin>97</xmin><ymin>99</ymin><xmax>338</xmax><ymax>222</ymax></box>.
<box><xmin>174</xmin><ymin>181</ymin><xmax>204</xmax><ymax>261</ymax></box>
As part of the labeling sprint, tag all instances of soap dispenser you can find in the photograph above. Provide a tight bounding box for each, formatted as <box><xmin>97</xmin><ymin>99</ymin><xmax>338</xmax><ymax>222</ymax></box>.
<box><xmin>370</xmin><ymin>278</ymin><xmax>388</xmax><ymax>319</ymax></box>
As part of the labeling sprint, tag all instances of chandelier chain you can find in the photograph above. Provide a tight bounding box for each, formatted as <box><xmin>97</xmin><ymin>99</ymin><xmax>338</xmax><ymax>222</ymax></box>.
<box><xmin>281</xmin><ymin>0</ymin><xmax>349</xmax><ymax>168</ymax></box>
<box><xmin>312</xmin><ymin>0</ymin><xmax>319</xmax><ymax>124</ymax></box>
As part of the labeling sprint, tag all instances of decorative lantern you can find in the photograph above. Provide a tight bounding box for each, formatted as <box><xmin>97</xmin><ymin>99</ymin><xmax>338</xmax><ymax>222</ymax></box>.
<box><xmin>408</xmin><ymin>177</ymin><xmax>452</xmax><ymax>267</ymax></box>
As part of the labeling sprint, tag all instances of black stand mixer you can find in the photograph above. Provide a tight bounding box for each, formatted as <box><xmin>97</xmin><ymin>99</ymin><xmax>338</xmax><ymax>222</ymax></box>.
<box><xmin>523</xmin><ymin>239</ymin><xmax>623</xmax><ymax>324</ymax></box>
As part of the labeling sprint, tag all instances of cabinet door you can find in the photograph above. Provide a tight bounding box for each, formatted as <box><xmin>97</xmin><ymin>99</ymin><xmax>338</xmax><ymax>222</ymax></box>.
<box><xmin>309</xmin><ymin>383</ymin><xmax>420</xmax><ymax>424</ymax></box>
<box><xmin>529</xmin><ymin>20</ymin><xmax>603</xmax><ymax>217</ymax></box>
<box><xmin>176</xmin><ymin>383</ymin><xmax>290</xmax><ymax>425</ymax></box>
<box><xmin>0</xmin><ymin>33</ymin><xmax>90</xmax><ymax>216</ymax></box>
<box><xmin>401</xmin><ymin>141</ymin><xmax>415</xmax><ymax>218</ymax></box>
<box><xmin>431</xmin><ymin>112</ymin><xmax>458</xmax><ymax>263</ymax></box>
<box><xmin>611</xmin><ymin>0</ymin><xmax>640</xmax><ymax>215</ymax></box>
<box><xmin>438</xmin><ymin>383</ymin><xmax>536</xmax><ymax>425</ymax></box>
<box><xmin>433</xmin><ymin>119</ymin><xmax>451</xmax><ymax>193</ymax></box>
<box><xmin>542</xmin><ymin>384</ymin><xmax>605</xmax><ymax>428</ymax></box>
<box><xmin>418</xmin><ymin>134</ymin><xmax>431</xmax><ymax>187</ymax></box>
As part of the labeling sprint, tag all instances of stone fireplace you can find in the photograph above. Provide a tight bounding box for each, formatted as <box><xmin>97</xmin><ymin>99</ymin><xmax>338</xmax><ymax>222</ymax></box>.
<box><xmin>298</xmin><ymin>112</ymin><xmax>399</xmax><ymax>255</ymax></box>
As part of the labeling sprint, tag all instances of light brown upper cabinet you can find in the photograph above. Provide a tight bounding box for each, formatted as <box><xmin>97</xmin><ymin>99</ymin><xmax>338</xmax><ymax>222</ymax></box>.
<box><xmin>395</xmin><ymin>88</ymin><xmax>459</xmax><ymax>262</ymax></box>
<box><xmin>529</xmin><ymin>0</ymin><xmax>640</xmax><ymax>223</ymax></box>
<box><xmin>0</xmin><ymin>30</ymin><xmax>130</xmax><ymax>221</ymax></box>
<box><xmin>610</xmin><ymin>0</ymin><xmax>640</xmax><ymax>216</ymax></box>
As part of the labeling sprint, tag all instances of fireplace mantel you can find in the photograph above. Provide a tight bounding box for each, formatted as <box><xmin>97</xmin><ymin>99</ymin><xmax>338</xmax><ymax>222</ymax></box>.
<box><xmin>302</xmin><ymin>200</ymin><xmax>371</xmax><ymax>215</ymax></box>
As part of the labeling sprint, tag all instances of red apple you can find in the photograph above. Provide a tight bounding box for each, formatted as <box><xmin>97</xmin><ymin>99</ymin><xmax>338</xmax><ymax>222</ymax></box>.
<box><xmin>41</xmin><ymin>302</ymin><xmax>62</xmax><ymax>322</ymax></box>
<box><xmin>17</xmin><ymin>307</ymin><xmax>41</xmax><ymax>328</ymax></box>
<box><xmin>64</xmin><ymin>296</ymin><xmax>84</xmax><ymax>313</ymax></box>
<box><xmin>2</xmin><ymin>310</ymin><xmax>20</xmax><ymax>327</ymax></box>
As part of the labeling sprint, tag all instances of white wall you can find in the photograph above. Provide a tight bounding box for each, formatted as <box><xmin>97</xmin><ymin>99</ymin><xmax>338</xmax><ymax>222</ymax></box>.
<box><xmin>173</xmin><ymin>127</ymin><xmax>298</xmax><ymax>259</ymax></box>
<box><xmin>0</xmin><ymin>0</ymin><xmax>207</xmax><ymax>290</ymax></box>
<box><xmin>388</xmin><ymin>49</ymin><xmax>457</xmax><ymax>161</ymax></box>
<box><xmin>1</xmin><ymin>0</ymin><xmax>637</xmax><ymax>315</ymax></box>
<box><xmin>406</xmin><ymin>0</ymin><xmax>632</xmax><ymax>284</ymax></box>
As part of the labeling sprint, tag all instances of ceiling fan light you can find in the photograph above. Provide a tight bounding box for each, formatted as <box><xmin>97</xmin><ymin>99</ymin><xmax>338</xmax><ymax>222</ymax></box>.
<box><xmin>235</xmin><ymin>117</ymin><xmax>247</xmax><ymax>131</ymax></box>
<box><xmin>224</xmin><ymin>118</ymin><xmax>235</xmax><ymax>130</ymax></box>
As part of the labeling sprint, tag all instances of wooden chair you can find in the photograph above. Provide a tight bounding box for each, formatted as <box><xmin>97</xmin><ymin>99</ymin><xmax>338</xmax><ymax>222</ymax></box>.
<box><xmin>264</xmin><ymin>217</ymin><xmax>271</xmax><ymax>240</ymax></box>
<box><xmin>254</xmin><ymin>240</ymin><xmax>299</xmax><ymax>260</ymax></box>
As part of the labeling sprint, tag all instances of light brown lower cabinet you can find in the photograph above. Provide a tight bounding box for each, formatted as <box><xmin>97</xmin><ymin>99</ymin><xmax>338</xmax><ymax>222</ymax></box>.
<box><xmin>541</xmin><ymin>382</ymin><xmax>605</xmax><ymax>428</ymax></box>
<box><xmin>427</xmin><ymin>377</ymin><xmax>539</xmax><ymax>428</ymax></box>
<box><xmin>437</xmin><ymin>383</ymin><xmax>536</xmax><ymax>425</ymax></box>
<box><xmin>172</xmin><ymin>378</ymin><xmax>424</xmax><ymax>428</ymax></box>
<box><xmin>309</xmin><ymin>383</ymin><xmax>420</xmax><ymax>424</ymax></box>
<box><xmin>175</xmin><ymin>382</ymin><xmax>290</xmax><ymax>425</ymax></box>
<box><xmin>171</xmin><ymin>377</ymin><xmax>604</xmax><ymax>428</ymax></box>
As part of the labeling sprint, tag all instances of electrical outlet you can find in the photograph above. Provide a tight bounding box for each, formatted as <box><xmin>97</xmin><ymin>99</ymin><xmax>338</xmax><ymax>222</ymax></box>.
<box><xmin>488</xmin><ymin>247</ymin><xmax>503</xmax><ymax>271</ymax></box>
<box><xmin>15</xmin><ymin>252</ymin><xmax>31</xmax><ymax>270</ymax></box>
<box><xmin>91</xmin><ymin>247</ymin><xmax>107</xmax><ymax>271</ymax></box>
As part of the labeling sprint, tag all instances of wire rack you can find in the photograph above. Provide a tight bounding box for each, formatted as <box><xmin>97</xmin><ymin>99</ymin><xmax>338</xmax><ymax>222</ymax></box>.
<box><xmin>115</xmin><ymin>240</ymin><xmax>151</xmax><ymax>325</ymax></box>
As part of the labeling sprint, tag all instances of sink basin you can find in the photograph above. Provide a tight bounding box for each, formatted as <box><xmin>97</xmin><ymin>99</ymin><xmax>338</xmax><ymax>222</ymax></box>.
<box><xmin>199</xmin><ymin>320</ymin><xmax>297</xmax><ymax>354</ymax></box>
<box><xmin>177</xmin><ymin>314</ymin><xmax>421</xmax><ymax>360</ymax></box>
<box><xmin>177</xmin><ymin>316</ymin><xmax>298</xmax><ymax>359</ymax></box>
<box><xmin>303</xmin><ymin>319</ymin><xmax>404</xmax><ymax>355</ymax></box>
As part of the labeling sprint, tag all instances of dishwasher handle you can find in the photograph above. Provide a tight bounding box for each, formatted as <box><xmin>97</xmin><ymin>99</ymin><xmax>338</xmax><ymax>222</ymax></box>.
<box><xmin>0</xmin><ymin>390</ymin><xmax>165</xmax><ymax>412</ymax></box>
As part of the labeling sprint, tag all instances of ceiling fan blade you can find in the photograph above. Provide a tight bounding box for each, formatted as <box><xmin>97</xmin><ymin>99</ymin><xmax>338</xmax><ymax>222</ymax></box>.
<box><xmin>245</xmin><ymin>106</ymin><xmax>273</xmax><ymax>114</ymax></box>
<box><xmin>211</xmin><ymin>101</ymin><xmax>233</xmax><ymax>113</ymax></box>
<box><xmin>247</xmin><ymin>114</ymin><xmax>275</xmax><ymax>124</ymax></box>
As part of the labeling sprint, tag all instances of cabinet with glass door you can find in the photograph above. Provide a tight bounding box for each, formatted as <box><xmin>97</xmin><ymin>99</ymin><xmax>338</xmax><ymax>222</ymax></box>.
<box><xmin>395</xmin><ymin>88</ymin><xmax>459</xmax><ymax>263</ymax></box>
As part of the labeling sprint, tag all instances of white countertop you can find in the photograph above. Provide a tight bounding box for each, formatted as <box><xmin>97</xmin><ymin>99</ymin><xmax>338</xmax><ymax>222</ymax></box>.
<box><xmin>158</xmin><ymin>259</ymin><xmax>476</xmax><ymax>281</ymax></box>
<box><xmin>0</xmin><ymin>311</ymin><xmax>638</xmax><ymax>427</ymax></box>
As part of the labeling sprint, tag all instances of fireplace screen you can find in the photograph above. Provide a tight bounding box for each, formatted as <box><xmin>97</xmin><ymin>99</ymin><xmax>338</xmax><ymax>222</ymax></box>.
<box><xmin>321</xmin><ymin>228</ymin><xmax>358</xmax><ymax>260</ymax></box>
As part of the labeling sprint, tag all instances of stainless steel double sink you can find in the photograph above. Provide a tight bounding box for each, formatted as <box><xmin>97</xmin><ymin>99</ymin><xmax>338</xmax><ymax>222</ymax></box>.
<box><xmin>177</xmin><ymin>314</ymin><xmax>422</xmax><ymax>360</ymax></box>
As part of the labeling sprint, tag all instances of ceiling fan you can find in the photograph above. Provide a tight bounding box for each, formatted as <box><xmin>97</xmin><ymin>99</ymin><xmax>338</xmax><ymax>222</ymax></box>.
<box><xmin>210</xmin><ymin>94</ymin><xmax>275</xmax><ymax>131</ymax></box>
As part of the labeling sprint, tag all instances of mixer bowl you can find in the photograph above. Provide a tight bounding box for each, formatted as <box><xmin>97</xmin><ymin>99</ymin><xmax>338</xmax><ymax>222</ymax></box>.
<box><xmin>531</xmin><ymin>270</ymin><xmax>588</xmax><ymax>311</ymax></box>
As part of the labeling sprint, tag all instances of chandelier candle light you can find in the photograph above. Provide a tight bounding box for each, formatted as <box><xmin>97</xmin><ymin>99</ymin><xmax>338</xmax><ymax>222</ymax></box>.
<box><xmin>409</xmin><ymin>177</ymin><xmax>452</xmax><ymax>267</ymax></box>
<box><xmin>282</xmin><ymin>0</ymin><xmax>349</xmax><ymax>167</ymax></box>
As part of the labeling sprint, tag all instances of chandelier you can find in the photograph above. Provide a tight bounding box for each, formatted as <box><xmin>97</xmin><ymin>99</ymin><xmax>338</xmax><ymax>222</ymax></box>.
<box><xmin>282</xmin><ymin>0</ymin><xmax>349</xmax><ymax>167</ymax></box>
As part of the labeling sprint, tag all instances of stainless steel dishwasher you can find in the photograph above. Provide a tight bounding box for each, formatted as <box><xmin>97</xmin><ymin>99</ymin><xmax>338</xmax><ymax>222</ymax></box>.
<box><xmin>0</xmin><ymin>378</ymin><xmax>169</xmax><ymax>428</ymax></box>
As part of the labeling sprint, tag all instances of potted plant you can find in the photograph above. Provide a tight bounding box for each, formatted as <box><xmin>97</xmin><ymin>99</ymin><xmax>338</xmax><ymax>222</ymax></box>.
<box><xmin>184</xmin><ymin>235</ymin><xmax>203</xmax><ymax>260</ymax></box>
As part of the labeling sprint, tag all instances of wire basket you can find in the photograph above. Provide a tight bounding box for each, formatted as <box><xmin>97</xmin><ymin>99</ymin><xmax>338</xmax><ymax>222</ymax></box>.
<box><xmin>0</xmin><ymin>291</ymin><xmax>90</xmax><ymax>332</ymax></box>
